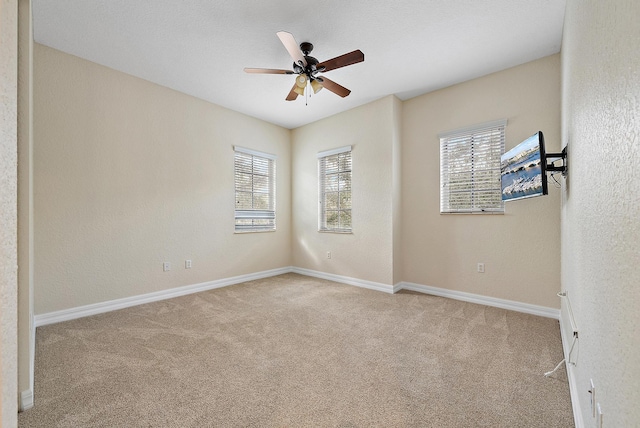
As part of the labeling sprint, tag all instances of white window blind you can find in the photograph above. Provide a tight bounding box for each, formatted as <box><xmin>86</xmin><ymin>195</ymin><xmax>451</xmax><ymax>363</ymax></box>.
<box><xmin>439</xmin><ymin>120</ymin><xmax>506</xmax><ymax>213</ymax></box>
<box><xmin>234</xmin><ymin>146</ymin><xmax>276</xmax><ymax>232</ymax></box>
<box><xmin>318</xmin><ymin>146</ymin><xmax>352</xmax><ymax>232</ymax></box>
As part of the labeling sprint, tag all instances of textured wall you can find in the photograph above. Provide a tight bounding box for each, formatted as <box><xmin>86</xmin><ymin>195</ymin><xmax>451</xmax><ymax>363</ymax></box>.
<box><xmin>291</xmin><ymin>96</ymin><xmax>398</xmax><ymax>285</ymax></box>
<box><xmin>561</xmin><ymin>1</ymin><xmax>640</xmax><ymax>426</ymax></box>
<box><xmin>17</xmin><ymin>0</ymin><xmax>34</xmax><ymax>406</ymax></box>
<box><xmin>33</xmin><ymin>44</ymin><xmax>292</xmax><ymax>314</ymax></box>
<box><xmin>401</xmin><ymin>55</ymin><xmax>562</xmax><ymax>308</ymax></box>
<box><xmin>1</xmin><ymin>0</ymin><xmax>18</xmax><ymax>424</ymax></box>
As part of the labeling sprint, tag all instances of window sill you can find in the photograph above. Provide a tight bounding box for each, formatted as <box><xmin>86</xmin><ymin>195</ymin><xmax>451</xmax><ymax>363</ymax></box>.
<box><xmin>440</xmin><ymin>211</ymin><xmax>504</xmax><ymax>215</ymax></box>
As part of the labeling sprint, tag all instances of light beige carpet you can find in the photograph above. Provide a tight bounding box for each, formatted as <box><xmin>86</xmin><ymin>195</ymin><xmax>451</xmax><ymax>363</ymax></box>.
<box><xmin>19</xmin><ymin>273</ymin><xmax>574</xmax><ymax>427</ymax></box>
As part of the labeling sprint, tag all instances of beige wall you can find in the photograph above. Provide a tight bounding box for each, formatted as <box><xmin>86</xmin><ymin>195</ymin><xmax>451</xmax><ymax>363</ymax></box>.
<box><xmin>561</xmin><ymin>1</ymin><xmax>640</xmax><ymax>426</ymax></box>
<box><xmin>291</xmin><ymin>96</ymin><xmax>400</xmax><ymax>286</ymax></box>
<box><xmin>33</xmin><ymin>44</ymin><xmax>292</xmax><ymax>314</ymax></box>
<box><xmin>401</xmin><ymin>55</ymin><xmax>562</xmax><ymax>308</ymax></box>
<box><xmin>0</xmin><ymin>0</ymin><xmax>18</xmax><ymax>424</ymax></box>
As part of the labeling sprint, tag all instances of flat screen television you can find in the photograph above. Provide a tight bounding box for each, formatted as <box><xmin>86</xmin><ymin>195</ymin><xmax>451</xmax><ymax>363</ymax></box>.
<box><xmin>501</xmin><ymin>131</ymin><xmax>548</xmax><ymax>201</ymax></box>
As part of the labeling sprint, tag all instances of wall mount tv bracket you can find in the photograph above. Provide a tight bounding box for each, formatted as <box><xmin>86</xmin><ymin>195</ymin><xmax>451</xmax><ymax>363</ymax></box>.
<box><xmin>545</xmin><ymin>146</ymin><xmax>567</xmax><ymax>177</ymax></box>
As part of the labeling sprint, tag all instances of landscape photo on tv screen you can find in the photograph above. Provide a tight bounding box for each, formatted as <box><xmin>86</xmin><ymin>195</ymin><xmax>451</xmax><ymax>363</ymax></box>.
<box><xmin>501</xmin><ymin>133</ymin><xmax>545</xmax><ymax>201</ymax></box>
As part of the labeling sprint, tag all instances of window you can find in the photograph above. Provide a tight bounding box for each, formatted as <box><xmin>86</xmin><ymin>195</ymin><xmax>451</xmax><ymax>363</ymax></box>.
<box><xmin>234</xmin><ymin>146</ymin><xmax>276</xmax><ymax>232</ymax></box>
<box><xmin>439</xmin><ymin>120</ymin><xmax>506</xmax><ymax>213</ymax></box>
<box><xmin>318</xmin><ymin>146</ymin><xmax>352</xmax><ymax>232</ymax></box>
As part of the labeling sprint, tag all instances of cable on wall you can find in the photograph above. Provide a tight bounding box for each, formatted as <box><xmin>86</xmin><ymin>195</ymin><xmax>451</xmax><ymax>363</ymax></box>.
<box><xmin>544</xmin><ymin>291</ymin><xmax>578</xmax><ymax>377</ymax></box>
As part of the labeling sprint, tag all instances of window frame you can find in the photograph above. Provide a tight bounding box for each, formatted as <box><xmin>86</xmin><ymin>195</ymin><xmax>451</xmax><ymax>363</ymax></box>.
<box><xmin>317</xmin><ymin>146</ymin><xmax>352</xmax><ymax>233</ymax></box>
<box><xmin>233</xmin><ymin>146</ymin><xmax>276</xmax><ymax>233</ymax></box>
<box><xmin>439</xmin><ymin>119</ymin><xmax>507</xmax><ymax>214</ymax></box>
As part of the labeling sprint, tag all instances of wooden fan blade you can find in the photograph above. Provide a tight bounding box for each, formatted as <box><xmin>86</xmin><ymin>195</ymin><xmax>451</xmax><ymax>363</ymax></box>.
<box><xmin>285</xmin><ymin>82</ymin><xmax>299</xmax><ymax>101</ymax></box>
<box><xmin>317</xmin><ymin>50</ymin><xmax>364</xmax><ymax>72</ymax></box>
<box><xmin>316</xmin><ymin>77</ymin><xmax>351</xmax><ymax>98</ymax></box>
<box><xmin>244</xmin><ymin>68</ymin><xmax>294</xmax><ymax>74</ymax></box>
<box><xmin>277</xmin><ymin>31</ymin><xmax>307</xmax><ymax>67</ymax></box>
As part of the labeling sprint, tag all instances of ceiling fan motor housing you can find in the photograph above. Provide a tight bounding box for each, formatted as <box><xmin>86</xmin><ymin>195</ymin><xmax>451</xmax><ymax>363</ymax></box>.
<box><xmin>291</xmin><ymin>41</ymin><xmax>320</xmax><ymax>77</ymax></box>
<box><xmin>293</xmin><ymin>55</ymin><xmax>319</xmax><ymax>76</ymax></box>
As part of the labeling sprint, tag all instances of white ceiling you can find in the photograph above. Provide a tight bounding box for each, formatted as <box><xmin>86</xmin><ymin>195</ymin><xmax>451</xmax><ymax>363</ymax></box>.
<box><xmin>32</xmin><ymin>0</ymin><xmax>566</xmax><ymax>129</ymax></box>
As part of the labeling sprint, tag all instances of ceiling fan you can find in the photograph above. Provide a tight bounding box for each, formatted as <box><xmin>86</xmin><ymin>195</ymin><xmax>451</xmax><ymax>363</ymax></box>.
<box><xmin>244</xmin><ymin>31</ymin><xmax>364</xmax><ymax>101</ymax></box>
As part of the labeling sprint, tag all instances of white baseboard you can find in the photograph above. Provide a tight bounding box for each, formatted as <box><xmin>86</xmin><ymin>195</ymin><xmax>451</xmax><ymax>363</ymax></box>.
<box><xmin>291</xmin><ymin>267</ymin><xmax>396</xmax><ymax>294</ymax></box>
<box><xmin>33</xmin><ymin>268</ymin><xmax>559</xmax><ymax>327</ymax></box>
<box><xmin>34</xmin><ymin>266</ymin><xmax>294</xmax><ymax>327</ymax></box>
<box><xmin>560</xmin><ymin>311</ymin><xmax>584</xmax><ymax>428</ymax></box>
<box><xmin>397</xmin><ymin>281</ymin><xmax>560</xmax><ymax>319</ymax></box>
<box><xmin>19</xmin><ymin>389</ymin><xmax>34</xmax><ymax>411</ymax></box>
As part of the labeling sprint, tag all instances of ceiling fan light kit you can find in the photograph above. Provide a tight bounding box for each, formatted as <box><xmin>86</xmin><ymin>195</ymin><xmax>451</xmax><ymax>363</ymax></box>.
<box><xmin>244</xmin><ymin>31</ymin><xmax>364</xmax><ymax>102</ymax></box>
<box><xmin>310</xmin><ymin>79</ymin><xmax>323</xmax><ymax>94</ymax></box>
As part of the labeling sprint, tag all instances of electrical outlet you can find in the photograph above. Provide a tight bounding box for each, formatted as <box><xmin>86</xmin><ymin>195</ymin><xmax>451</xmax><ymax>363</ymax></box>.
<box><xmin>596</xmin><ymin>403</ymin><xmax>603</xmax><ymax>428</ymax></box>
<box><xmin>327</xmin><ymin>251</ymin><xmax>331</xmax><ymax>259</ymax></box>
<box><xmin>185</xmin><ymin>260</ymin><xmax>192</xmax><ymax>269</ymax></box>
<box><xmin>163</xmin><ymin>262</ymin><xmax>171</xmax><ymax>272</ymax></box>
<box><xmin>477</xmin><ymin>263</ymin><xmax>485</xmax><ymax>273</ymax></box>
